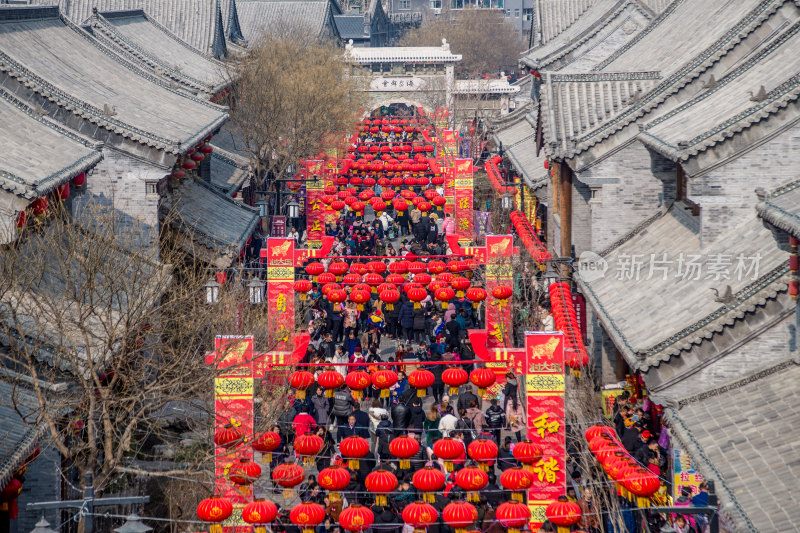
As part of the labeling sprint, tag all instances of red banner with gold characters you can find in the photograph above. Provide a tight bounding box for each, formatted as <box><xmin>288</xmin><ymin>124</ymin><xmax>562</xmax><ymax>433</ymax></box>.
<box><xmin>485</xmin><ymin>235</ymin><xmax>513</xmax><ymax>350</ymax></box>
<box><xmin>304</xmin><ymin>160</ymin><xmax>324</xmax><ymax>248</ymax></box>
<box><xmin>454</xmin><ymin>158</ymin><xmax>474</xmax><ymax>246</ymax></box>
<box><xmin>266</xmin><ymin>238</ymin><xmax>295</xmax><ymax>353</ymax></box>
<box><xmin>523</xmin><ymin>332</ymin><xmax>566</xmax><ymax>530</ymax></box>
<box><xmin>209</xmin><ymin>335</ymin><xmax>256</xmax><ymax>531</ymax></box>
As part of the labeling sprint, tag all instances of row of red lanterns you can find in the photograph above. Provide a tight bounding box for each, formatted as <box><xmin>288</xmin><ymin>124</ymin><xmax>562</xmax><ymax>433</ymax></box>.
<box><xmin>509</xmin><ymin>210</ymin><xmax>551</xmax><ymax>263</ymax></box>
<box><xmin>548</xmin><ymin>282</ymin><xmax>589</xmax><ymax>373</ymax></box>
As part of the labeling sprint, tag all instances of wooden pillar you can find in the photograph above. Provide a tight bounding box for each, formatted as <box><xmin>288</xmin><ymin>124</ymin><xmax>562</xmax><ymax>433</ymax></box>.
<box><xmin>559</xmin><ymin>163</ymin><xmax>572</xmax><ymax>258</ymax></box>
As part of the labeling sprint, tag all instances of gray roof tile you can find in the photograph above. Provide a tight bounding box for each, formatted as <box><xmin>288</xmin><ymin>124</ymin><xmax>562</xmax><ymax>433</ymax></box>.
<box><xmin>237</xmin><ymin>0</ymin><xmax>336</xmax><ymax>41</ymax></box>
<box><xmin>534</xmin><ymin>0</ymin><xmax>595</xmax><ymax>45</ymax></box>
<box><xmin>757</xmin><ymin>179</ymin><xmax>800</xmax><ymax>238</ymax></box>
<box><xmin>0</xmin><ymin>381</ymin><xmax>43</xmax><ymax>487</ymax></box>
<box><xmin>209</xmin><ymin>150</ymin><xmax>248</xmax><ymax>196</ymax></box>
<box><xmin>160</xmin><ymin>179</ymin><xmax>259</xmax><ymax>267</ymax></box>
<box><xmin>665</xmin><ymin>359</ymin><xmax>800</xmax><ymax>533</ymax></box>
<box><xmin>333</xmin><ymin>14</ymin><xmax>366</xmax><ymax>39</ymax></box>
<box><xmin>493</xmin><ymin>114</ymin><xmax>547</xmax><ymax>190</ymax></box>
<box><xmin>578</xmin><ymin>205</ymin><xmax>788</xmax><ymax>369</ymax></box>
<box><xmin>90</xmin><ymin>9</ymin><xmax>228</xmax><ymax>96</ymax></box>
<box><xmin>0</xmin><ymin>7</ymin><xmax>227</xmax><ymax>154</ymax></box>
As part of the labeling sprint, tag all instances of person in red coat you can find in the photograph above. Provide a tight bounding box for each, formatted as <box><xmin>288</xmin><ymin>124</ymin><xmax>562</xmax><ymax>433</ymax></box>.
<box><xmin>292</xmin><ymin>405</ymin><xmax>317</xmax><ymax>436</ymax></box>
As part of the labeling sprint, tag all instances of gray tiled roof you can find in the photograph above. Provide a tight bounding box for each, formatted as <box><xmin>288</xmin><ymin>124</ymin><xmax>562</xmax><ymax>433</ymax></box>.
<box><xmin>0</xmin><ymin>87</ymin><xmax>102</xmax><ymax>206</ymax></box>
<box><xmin>32</xmin><ymin>0</ymin><xmax>230</xmax><ymax>57</ymax></box>
<box><xmin>90</xmin><ymin>9</ymin><xmax>228</xmax><ymax>97</ymax></box>
<box><xmin>578</xmin><ymin>205</ymin><xmax>788</xmax><ymax>370</ymax></box>
<box><xmin>664</xmin><ymin>358</ymin><xmax>800</xmax><ymax>533</ymax></box>
<box><xmin>333</xmin><ymin>14</ymin><xmax>366</xmax><ymax>39</ymax></box>
<box><xmin>209</xmin><ymin>149</ymin><xmax>249</xmax><ymax>196</ymax></box>
<box><xmin>0</xmin><ymin>7</ymin><xmax>227</xmax><ymax>155</ymax></box>
<box><xmin>237</xmin><ymin>0</ymin><xmax>336</xmax><ymax>41</ymax></box>
<box><xmin>493</xmin><ymin>113</ymin><xmax>547</xmax><ymax>190</ymax></box>
<box><xmin>522</xmin><ymin>0</ymin><xmax>647</xmax><ymax>70</ymax></box>
<box><xmin>220</xmin><ymin>0</ymin><xmax>245</xmax><ymax>42</ymax></box>
<box><xmin>547</xmin><ymin>0</ymin><xmax>789</xmax><ymax>160</ymax></box>
<box><xmin>534</xmin><ymin>0</ymin><xmax>595</xmax><ymax>45</ymax></box>
<box><xmin>638</xmin><ymin>21</ymin><xmax>800</xmax><ymax>163</ymax></box>
<box><xmin>160</xmin><ymin>179</ymin><xmax>259</xmax><ymax>267</ymax></box>
<box><xmin>757</xmin><ymin>179</ymin><xmax>800</xmax><ymax>239</ymax></box>
<box><xmin>0</xmin><ymin>381</ymin><xmax>44</xmax><ymax>487</ymax></box>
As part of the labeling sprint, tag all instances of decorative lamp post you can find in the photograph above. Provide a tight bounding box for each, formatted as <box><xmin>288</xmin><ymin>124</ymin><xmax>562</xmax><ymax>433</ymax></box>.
<box><xmin>205</xmin><ymin>279</ymin><xmax>220</xmax><ymax>305</ymax></box>
<box><xmin>30</xmin><ymin>517</ymin><xmax>57</xmax><ymax>533</ymax></box>
<box><xmin>286</xmin><ymin>199</ymin><xmax>300</xmax><ymax>219</ymax></box>
<box><xmin>501</xmin><ymin>192</ymin><xmax>513</xmax><ymax>211</ymax></box>
<box><xmin>543</xmin><ymin>262</ymin><xmax>561</xmax><ymax>288</ymax></box>
<box><xmin>248</xmin><ymin>278</ymin><xmax>265</xmax><ymax>304</ymax></box>
<box><xmin>113</xmin><ymin>513</ymin><xmax>152</xmax><ymax>533</ymax></box>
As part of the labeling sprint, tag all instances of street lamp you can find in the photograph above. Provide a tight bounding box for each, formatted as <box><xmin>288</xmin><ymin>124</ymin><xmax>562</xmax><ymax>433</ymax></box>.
<box><xmin>30</xmin><ymin>517</ymin><xmax>57</xmax><ymax>533</ymax></box>
<box><xmin>543</xmin><ymin>262</ymin><xmax>561</xmax><ymax>288</ymax></box>
<box><xmin>255</xmin><ymin>199</ymin><xmax>268</xmax><ymax>218</ymax></box>
<box><xmin>113</xmin><ymin>513</ymin><xmax>153</xmax><ymax>533</ymax></box>
<box><xmin>248</xmin><ymin>278</ymin><xmax>265</xmax><ymax>304</ymax></box>
<box><xmin>205</xmin><ymin>279</ymin><xmax>220</xmax><ymax>304</ymax></box>
<box><xmin>286</xmin><ymin>199</ymin><xmax>300</xmax><ymax>219</ymax></box>
<box><xmin>501</xmin><ymin>191</ymin><xmax>513</xmax><ymax>211</ymax></box>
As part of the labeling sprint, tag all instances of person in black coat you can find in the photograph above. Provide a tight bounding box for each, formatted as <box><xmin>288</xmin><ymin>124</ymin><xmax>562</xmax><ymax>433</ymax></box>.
<box><xmin>497</xmin><ymin>436</ymin><xmax>517</xmax><ymax>471</ymax></box>
<box><xmin>371</xmin><ymin>506</ymin><xmax>400</xmax><ymax>533</ymax></box>
<box><xmin>375</xmin><ymin>415</ymin><xmax>393</xmax><ymax>458</ymax></box>
<box><xmin>352</xmin><ymin>405</ymin><xmax>371</xmax><ymax>438</ymax></box>
<box><xmin>408</xmin><ymin>397</ymin><xmax>425</xmax><ymax>431</ymax></box>
<box><xmin>622</xmin><ymin>422</ymin><xmax>643</xmax><ymax>454</ymax></box>
<box><xmin>427</xmin><ymin>351</ymin><xmax>445</xmax><ymax>403</ymax></box>
<box><xmin>444</xmin><ymin>315</ymin><xmax>461</xmax><ymax>349</ymax></box>
<box><xmin>456</xmin><ymin>386</ymin><xmax>479</xmax><ymax>413</ymax></box>
<box><xmin>412</xmin><ymin>307</ymin><xmax>427</xmax><ymax>344</ymax></box>
<box><xmin>338</xmin><ymin>414</ymin><xmax>364</xmax><ymax>441</ymax></box>
<box><xmin>398</xmin><ymin>300</ymin><xmax>415</xmax><ymax>341</ymax></box>
<box><xmin>390</xmin><ymin>401</ymin><xmax>411</xmax><ymax>430</ymax></box>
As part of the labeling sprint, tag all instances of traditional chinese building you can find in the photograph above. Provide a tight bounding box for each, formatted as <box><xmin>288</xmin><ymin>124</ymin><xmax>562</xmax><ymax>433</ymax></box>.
<box><xmin>237</xmin><ymin>0</ymin><xmax>342</xmax><ymax>43</ymax></box>
<box><xmin>333</xmin><ymin>0</ymin><xmax>391</xmax><ymax>47</ymax></box>
<box><xmin>0</xmin><ymin>6</ymin><xmax>258</xmax><ymax>264</ymax></box>
<box><xmin>519</xmin><ymin>0</ymin><xmax>800</xmax><ymax>527</ymax></box>
<box><xmin>31</xmin><ymin>0</ymin><xmax>245</xmax><ymax>57</ymax></box>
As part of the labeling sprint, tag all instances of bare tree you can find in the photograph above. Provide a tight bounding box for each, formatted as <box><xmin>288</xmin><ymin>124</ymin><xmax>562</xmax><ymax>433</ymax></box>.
<box><xmin>398</xmin><ymin>8</ymin><xmax>526</xmax><ymax>78</ymax></box>
<box><xmin>223</xmin><ymin>33</ymin><xmax>366</xmax><ymax>193</ymax></box>
<box><xmin>0</xmin><ymin>203</ymin><xmax>289</xmax><ymax>528</ymax></box>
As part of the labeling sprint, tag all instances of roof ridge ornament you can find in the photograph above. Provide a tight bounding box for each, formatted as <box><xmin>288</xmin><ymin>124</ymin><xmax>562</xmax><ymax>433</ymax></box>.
<box><xmin>748</xmin><ymin>85</ymin><xmax>767</xmax><ymax>102</ymax></box>
<box><xmin>441</xmin><ymin>38</ymin><xmax>449</xmax><ymax>52</ymax></box>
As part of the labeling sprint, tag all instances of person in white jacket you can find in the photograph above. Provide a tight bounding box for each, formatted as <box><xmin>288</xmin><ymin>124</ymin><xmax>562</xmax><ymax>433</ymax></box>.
<box><xmin>438</xmin><ymin>406</ymin><xmax>458</xmax><ymax>437</ymax></box>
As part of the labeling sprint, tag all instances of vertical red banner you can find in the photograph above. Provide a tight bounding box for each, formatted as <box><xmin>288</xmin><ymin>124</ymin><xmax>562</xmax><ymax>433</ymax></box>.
<box><xmin>211</xmin><ymin>335</ymin><xmax>255</xmax><ymax>531</ymax></box>
<box><xmin>523</xmin><ymin>332</ymin><xmax>567</xmax><ymax>530</ymax></box>
<box><xmin>304</xmin><ymin>160</ymin><xmax>324</xmax><ymax>248</ymax></box>
<box><xmin>484</xmin><ymin>235</ymin><xmax>513</xmax><ymax>350</ymax></box>
<box><xmin>266</xmin><ymin>238</ymin><xmax>296</xmax><ymax>353</ymax></box>
<box><xmin>454</xmin><ymin>158</ymin><xmax>474</xmax><ymax>246</ymax></box>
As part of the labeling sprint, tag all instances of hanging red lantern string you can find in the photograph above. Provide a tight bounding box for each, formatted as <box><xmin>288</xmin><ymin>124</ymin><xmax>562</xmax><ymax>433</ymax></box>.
<box><xmin>454</xmin><ymin>465</ymin><xmax>488</xmax><ymax>502</ymax></box>
<box><xmin>294</xmin><ymin>433</ymin><xmax>324</xmax><ymax>465</ymax></box>
<box><xmin>402</xmin><ymin>501</ymin><xmax>438</xmax><ymax>533</ymax></box>
<box><xmin>432</xmin><ymin>437</ymin><xmax>464</xmax><ymax>472</ymax></box>
<box><xmin>290</xmin><ymin>502</ymin><xmax>326</xmax><ymax>533</ymax></box>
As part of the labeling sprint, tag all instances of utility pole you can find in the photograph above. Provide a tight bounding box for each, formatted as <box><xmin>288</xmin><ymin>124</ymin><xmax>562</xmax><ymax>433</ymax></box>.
<box><xmin>27</xmin><ymin>472</ymin><xmax>149</xmax><ymax>533</ymax></box>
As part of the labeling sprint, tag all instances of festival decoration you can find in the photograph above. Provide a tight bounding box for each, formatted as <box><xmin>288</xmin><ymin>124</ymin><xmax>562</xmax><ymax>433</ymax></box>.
<box><xmin>467</xmin><ymin>439</ymin><xmax>498</xmax><ymax>472</ymax></box>
<box><xmin>442</xmin><ymin>501</ymin><xmax>478</xmax><ymax>533</ymax></box>
<box><xmin>197</xmin><ymin>497</ymin><xmax>233</xmax><ymax>533</ymax></box>
<box><xmin>545</xmin><ymin>496</ymin><xmax>582</xmax><ymax>533</ymax></box>
<box><xmin>290</xmin><ymin>502</ymin><xmax>326</xmax><ymax>533</ymax></box>
<box><xmin>454</xmin><ymin>465</ymin><xmax>489</xmax><ymax>502</ymax></box>
<box><xmin>442</xmin><ymin>367</ymin><xmax>469</xmax><ymax>396</ymax></box>
<box><xmin>372</xmin><ymin>369</ymin><xmax>398</xmax><ymax>398</ymax></box>
<box><xmin>412</xmin><ymin>466</ymin><xmax>446</xmax><ymax>503</ymax></box>
<box><xmin>345</xmin><ymin>370</ymin><xmax>372</xmax><ymax>399</ymax></box>
<box><xmin>289</xmin><ymin>370</ymin><xmax>315</xmax><ymax>399</ymax></box>
<box><xmin>340</xmin><ymin>435</ymin><xmax>370</xmax><ymax>469</ymax></box>
<box><xmin>432</xmin><ymin>437</ymin><xmax>463</xmax><ymax>472</ymax></box>
<box><xmin>408</xmin><ymin>369</ymin><xmax>435</xmax><ymax>397</ymax></box>
<box><xmin>402</xmin><ymin>501</ymin><xmax>438</xmax><ymax>533</ymax></box>
<box><xmin>469</xmin><ymin>367</ymin><xmax>496</xmax><ymax>396</ymax></box>
<box><xmin>252</xmin><ymin>431</ymin><xmax>281</xmax><ymax>464</ymax></box>
<box><xmin>242</xmin><ymin>499</ymin><xmax>278</xmax><ymax>533</ymax></box>
<box><xmin>389</xmin><ymin>435</ymin><xmax>420</xmax><ymax>469</ymax></box>
<box><xmin>294</xmin><ymin>433</ymin><xmax>324</xmax><ymax>464</ymax></box>
<box><xmin>272</xmin><ymin>462</ymin><xmax>305</xmax><ymax>499</ymax></box>
<box><xmin>339</xmin><ymin>504</ymin><xmax>375</xmax><ymax>532</ymax></box>
<box><xmin>318</xmin><ymin>465</ymin><xmax>351</xmax><ymax>502</ymax></box>
<box><xmin>365</xmin><ymin>469</ymin><xmax>398</xmax><ymax>506</ymax></box>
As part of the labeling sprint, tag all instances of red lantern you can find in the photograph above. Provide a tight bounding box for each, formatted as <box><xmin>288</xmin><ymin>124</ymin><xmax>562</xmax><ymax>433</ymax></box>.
<box><xmin>412</xmin><ymin>466</ymin><xmax>446</xmax><ymax>503</ymax></box>
<box><xmin>290</xmin><ymin>502</ymin><xmax>326</xmax><ymax>533</ymax></box>
<box><xmin>442</xmin><ymin>501</ymin><xmax>478</xmax><ymax>533</ymax></box>
<box><xmin>512</xmin><ymin>440</ymin><xmax>543</xmax><ymax>472</ymax></box>
<box><xmin>380</xmin><ymin>288</ymin><xmax>400</xmax><ymax>311</ymax></box>
<box><xmin>197</xmin><ymin>497</ymin><xmax>233</xmax><ymax>533</ymax></box>
<box><xmin>181</xmin><ymin>158</ymin><xmax>196</xmax><ymax>170</ymax></box>
<box><xmin>252</xmin><ymin>431</ymin><xmax>281</xmax><ymax>464</ymax></box>
<box><xmin>372</xmin><ymin>370</ymin><xmax>398</xmax><ymax>398</ymax></box>
<box><xmin>318</xmin><ymin>272</ymin><xmax>337</xmax><ymax>285</ymax></box>
<box><xmin>294</xmin><ymin>279</ymin><xmax>312</xmax><ymax>300</ymax></box>
<box><xmin>426</xmin><ymin>260</ymin><xmax>446</xmax><ymax>274</ymax></box>
<box><xmin>329</xmin><ymin>261</ymin><xmax>350</xmax><ymax>280</ymax></box>
<box><xmin>407</xmin><ymin>286</ymin><xmax>427</xmax><ymax>309</ymax></box>
<box><xmin>500</xmin><ymin>466</ymin><xmax>534</xmax><ymax>502</ymax></box>
<box><xmin>408</xmin><ymin>261</ymin><xmax>427</xmax><ymax>275</ymax></box>
<box><xmin>450</xmin><ymin>276</ymin><xmax>471</xmax><ymax>298</ymax></box>
<box><xmin>622</xmin><ymin>467</ymin><xmax>661</xmax><ymax>508</ymax></box>
<box><xmin>31</xmin><ymin>196</ymin><xmax>48</xmax><ymax>218</ymax></box>
<box><xmin>345</xmin><ymin>370</ymin><xmax>372</xmax><ymax>400</ymax></box>
<box><xmin>402</xmin><ymin>501</ymin><xmax>438</xmax><ymax>533</ymax></box>
<box><xmin>72</xmin><ymin>172</ymin><xmax>86</xmax><ymax>188</ymax></box>
<box><xmin>340</xmin><ymin>435</ymin><xmax>370</xmax><ymax>469</ymax></box>
<box><xmin>492</xmin><ymin>285</ymin><xmax>513</xmax><ymax>300</ymax></box>
<box><xmin>56</xmin><ymin>182</ymin><xmax>70</xmax><ymax>200</ymax></box>
<box><xmin>289</xmin><ymin>370</ymin><xmax>315</xmax><ymax>399</ymax></box>
<box><xmin>318</xmin><ymin>465</ymin><xmax>351</xmax><ymax>502</ymax></box>
<box><xmin>432</xmin><ymin>437</ymin><xmax>464</xmax><ymax>472</ymax></box>
<box><xmin>454</xmin><ymin>465</ymin><xmax>488</xmax><ymax>502</ymax></box>
<box><xmin>469</xmin><ymin>367</ymin><xmax>496</xmax><ymax>396</ymax></box>
<box><xmin>350</xmin><ymin>288</ymin><xmax>371</xmax><ymax>311</ymax></box>
<box><xmin>318</xmin><ymin>370</ymin><xmax>344</xmax><ymax>397</ymax></box>
<box><xmin>305</xmin><ymin>262</ymin><xmax>325</xmax><ymax>281</ymax></box>
<box><xmin>365</xmin><ymin>469</ymin><xmax>398</xmax><ymax>506</ymax></box>
<box><xmin>228</xmin><ymin>457</ymin><xmax>262</xmax><ymax>486</ymax></box>
<box><xmin>389</xmin><ymin>435</ymin><xmax>420</xmax><ymax>469</ymax></box>
<box><xmin>242</xmin><ymin>499</ymin><xmax>278</xmax><ymax>533</ymax></box>
<box><xmin>545</xmin><ymin>495</ymin><xmax>582</xmax><ymax>533</ymax></box>
<box><xmin>327</xmin><ymin>288</ymin><xmax>348</xmax><ymax>311</ymax></box>
<box><xmin>467</xmin><ymin>439</ymin><xmax>498</xmax><ymax>472</ymax></box>
<box><xmin>408</xmin><ymin>369</ymin><xmax>434</xmax><ymax>397</ymax></box>
<box><xmin>272</xmin><ymin>462</ymin><xmax>305</xmax><ymax>499</ymax></box>
<box><xmin>339</xmin><ymin>504</ymin><xmax>375</xmax><ymax>532</ymax></box>
<box><xmin>294</xmin><ymin>433</ymin><xmax>324</xmax><ymax>464</ymax></box>
<box><xmin>442</xmin><ymin>367</ymin><xmax>469</xmax><ymax>396</ymax></box>
<box><xmin>214</xmin><ymin>423</ymin><xmax>243</xmax><ymax>450</ymax></box>
<box><xmin>465</xmin><ymin>287</ymin><xmax>487</xmax><ymax>309</ymax></box>
<box><xmin>495</xmin><ymin>501</ymin><xmax>529</xmax><ymax>533</ymax></box>
<box><xmin>434</xmin><ymin>286</ymin><xmax>455</xmax><ymax>309</ymax></box>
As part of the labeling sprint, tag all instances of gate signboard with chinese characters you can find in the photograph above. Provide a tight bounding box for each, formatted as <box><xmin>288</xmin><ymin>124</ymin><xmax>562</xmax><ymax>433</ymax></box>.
<box><xmin>524</xmin><ymin>332</ymin><xmax>566</xmax><ymax>530</ymax></box>
<box><xmin>304</xmin><ymin>160</ymin><xmax>325</xmax><ymax>248</ymax></box>
<box><xmin>454</xmin><ymin>158</ymin><xmax>474</xmax><ymax>246</ymax></box>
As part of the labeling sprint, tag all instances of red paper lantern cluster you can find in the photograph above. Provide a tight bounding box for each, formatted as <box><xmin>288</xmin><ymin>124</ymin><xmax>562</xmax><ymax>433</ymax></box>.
<box><xmin>549</xmin><ymin>282</ymin><xmax>590</xmax><ymax>375</ymax></box>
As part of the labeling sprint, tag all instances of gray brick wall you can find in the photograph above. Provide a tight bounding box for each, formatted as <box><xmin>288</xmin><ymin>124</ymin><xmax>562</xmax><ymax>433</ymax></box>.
<box><xmin>73</xmin><ymin>148</ymin><xmax>164</xmax><ymax>249</ymax></box>
<box><xmin>12</xmin><ymin>445</ymin><xmax>60</xmax><ymax>533</ymax></box>
<box><xmin>690</xmin><ymin>123</ymin><xmax>800</xmax><ymax>246</ymax></box>
<box><xmin>578</xmin><ymin>142</ymin><xmax>673</xmax><ymax>252</ymax></box>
